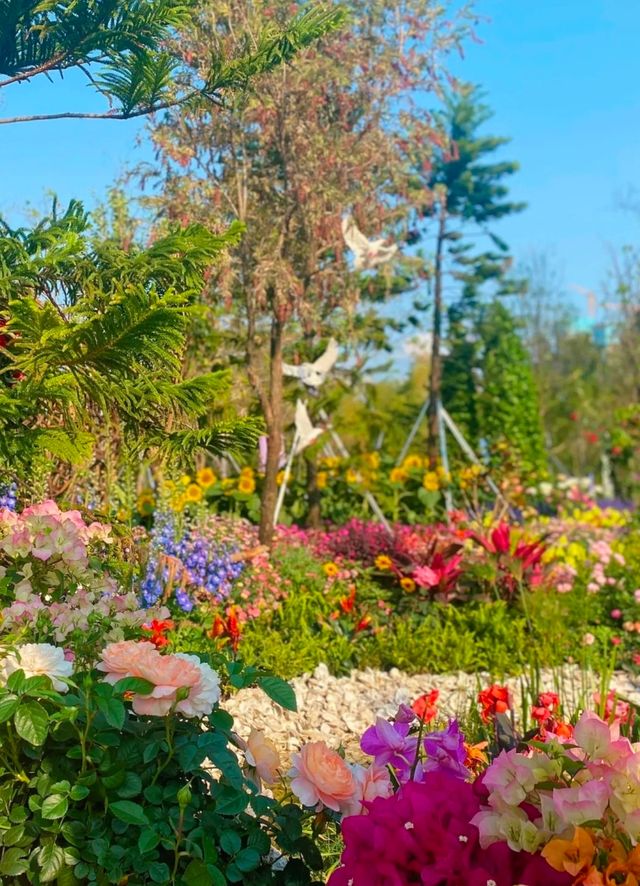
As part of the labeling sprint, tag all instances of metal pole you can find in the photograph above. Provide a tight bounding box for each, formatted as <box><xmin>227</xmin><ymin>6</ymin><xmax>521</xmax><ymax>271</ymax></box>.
<box><xmin>318</xmin><ymin>409</ymin><xmax>393</xmax><ymax>536</ymax></box>
<box><xmin>440</xmin><ymin>407</ymin><xmax>505</xmax><ymax>503</ymax></box>
<box><xmin>396</xmin><ymin>397</ymin><xmax>430</xmax><ymax>467</ymax></box>
<box><xmin>437</xmin><ymin>399</ymin><xmax>454</xmax><ymax>513</ymax></box>
<box><xmin>273</xmin><ymin>431</ymin><xmax>299</xmax><ymax>526</ymax></box>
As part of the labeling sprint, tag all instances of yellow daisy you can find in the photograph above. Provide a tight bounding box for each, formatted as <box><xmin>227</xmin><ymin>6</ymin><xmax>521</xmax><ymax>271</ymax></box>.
<box><xmin>375</xmin><ymin>554</ymin><xmax>393</xmax><ymax>571</ymax></box>
<box><xmin>400</xmin><ymin>576</ymin><xmax>416</xmax><ymax>593</ymax></box>
<box><xmin>323</xmin><ymin>561</ymin><xmax>340</xmax><ymax>578</ymax></box>
<box><xmin>317</xmin><ymin>471</ymin><xmax>328</xmax><ymax>489</ymax></box>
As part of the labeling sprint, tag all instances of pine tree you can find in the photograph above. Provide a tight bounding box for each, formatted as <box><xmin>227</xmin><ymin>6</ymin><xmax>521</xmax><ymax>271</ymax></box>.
<box><xmin>0</xmin><ymin>201</ymin><xmax>261</xmax><ymax>476</ymax></box>
<box><xmin>408</xmin><ymin>84</ymin><xmax>526</xmax><ymax>463</ymax></box>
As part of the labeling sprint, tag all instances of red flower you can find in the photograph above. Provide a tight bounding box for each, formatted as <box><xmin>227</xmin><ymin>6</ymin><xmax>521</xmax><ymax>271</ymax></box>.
<box><xmin>584</xmin><ymin>431</ymin><xmax>599</xmax><ymax>445</ymax></box>
<box><xmin>478</xmin><ymin>684</ymin><xmax>510</xmax><ymax>723</ymax></box>
<box><xmin>531</xmin><ymin>691</ymin><xmax>560</xmax><ymax>724</ymax></box>
<box><xmin>209</xmin><ymin>607</ymin><xmax>242</xmax><ymax>652</ymax></box>
<box><xmin>355</xmin><ymin>614</ymin><xmax>372</xmax><ymax>633</ymax></box>
<box><xmin>339</xmin><ymin>585</ymin><xmax>357</xmax><ymax>614</ymax></box>
<box><xmin>412</xmin><ymin>689</ymin><xmax>439</xmax><ymax>723</ymax></box>
<box><xmin>142</xmin><ymin>618</ymin><xmax>174</xmax><ymax>649</ymax></box>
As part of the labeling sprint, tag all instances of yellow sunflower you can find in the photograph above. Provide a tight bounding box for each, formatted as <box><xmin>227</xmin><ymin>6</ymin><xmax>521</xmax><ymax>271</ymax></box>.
<box><xmin>136</xmin><ymin>492</ymin><xmax>154</xmax><ymax>516</ymax></box>
<box><xmin>238</xmin><ymin>475</ymin><xmax>256</xmax><ymax>495</ymax></box>
<box><xmin>390</xmin><ymin>467</ymin><xmax>408</xmax><ymax>484</ymax></box>
<box><xmin>185</xmin><ymin>483</ymin><xmax>203</xmax><ymax>503</ymax></box>
<box><xmin>364</xmin><ymin>452</ymin><xmax>381</xmax><ymax>469</ymax></box>
<box><xmin>402</xmin><ymin>454</ymin><xmax>424</xmax><ymax>470</ymax></box>
<box><xmin>422</xmin><ymin>471</ymin><xmax>439</xmax><ymax>492</ymax></box>
<box><xmin>196</xmin><ymin>467</ymin><xmax>217</xmax><ymax>488</ymax></box>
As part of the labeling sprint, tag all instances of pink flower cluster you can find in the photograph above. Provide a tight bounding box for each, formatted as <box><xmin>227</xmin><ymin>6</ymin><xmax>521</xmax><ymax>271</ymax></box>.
<box><xmin>473</xmin><ymin>710</ymin><xmax>640</xmax><ymax>853</ymax></box>
<box><xmin>0</xmin><ymin>500</ymin><xmax>112</xmax><ymax>574</ymax></box>
<box><xmin>1</xmin><ymin>587</ymin><xmax>168</xmax><ymax>644</ymax></box>
<box><xmin>585</xmin><ymin>539</ymin><xmax>625</xmax><ymax>594</ymax></box>
<box><xmin>98</xmin><ymin>640</ymin><xmax>220</xmax><ymax>717</ymax></box>
<box><xmin>328</xmin><ymin>773</ymin><xmax>571</xmax><ymax>886</ymax></box>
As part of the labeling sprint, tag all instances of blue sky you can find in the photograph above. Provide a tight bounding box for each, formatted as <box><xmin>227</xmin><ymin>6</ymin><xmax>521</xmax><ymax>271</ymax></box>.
<box><xmin>1</xmin><ymin>0</ymin><xmax>640</xmax><ymax>312</ymax></box>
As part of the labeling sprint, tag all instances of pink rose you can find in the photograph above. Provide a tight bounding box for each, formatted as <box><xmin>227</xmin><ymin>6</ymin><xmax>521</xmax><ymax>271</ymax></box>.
<box><xmin>289</xmin><ymin>741</ymin><xmax>357</xmax><ymax>813</ymax></box>
<box><xmin>342</xmin><ymin>764</ymin><xmax>393</xmax><ymax>817</ymax></box>
<box><xmin>97</xmin><ymin>640</ymin><xmax>159</xmax><ymax>683</ymax></box>
<box><xmin>130</xmin><ymin>652</ymin><xmax>201</xmax><ymax>716</ymax></box>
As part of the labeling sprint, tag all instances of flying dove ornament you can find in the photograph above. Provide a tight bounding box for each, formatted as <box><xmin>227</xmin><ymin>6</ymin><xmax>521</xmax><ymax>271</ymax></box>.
<box><xmin>293</xmin><ymin>400</ymin><xmax>324</xmax><ymax>455</ymax></box>
<box><xmin>282</xmin><ymin>338</ymin><xmax>339</xmax><ymax>390</ymax></box>
<box><xmin>341</xmin><ymin>215</ymin><xmax>398</xmax><ymax>271</ymax></box>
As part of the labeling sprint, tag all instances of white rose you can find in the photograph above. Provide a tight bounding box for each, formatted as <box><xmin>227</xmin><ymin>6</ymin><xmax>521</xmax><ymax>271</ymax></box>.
<box><xmin>0</xmin><ymin>643</ymin><xmax>73</xmax><ymax>692</ymax></box>
<box><xmin>173</xmin><ymin>653</ymin><xmax>221</xmax><ymax>717</ymax></box>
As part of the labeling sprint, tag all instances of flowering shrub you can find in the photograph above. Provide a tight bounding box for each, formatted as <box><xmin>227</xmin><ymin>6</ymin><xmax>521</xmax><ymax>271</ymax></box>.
<box><xmin>0</xmin><ymin>639</ymin><xmax>324</xmax><ymax>884</ymax></box>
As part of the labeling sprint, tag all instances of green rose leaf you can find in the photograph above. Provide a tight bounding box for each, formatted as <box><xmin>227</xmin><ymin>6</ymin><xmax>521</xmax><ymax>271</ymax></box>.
<box><xmin>148</xmin><ymin>862</ymin><xmax>170</xmax><ymax>882</ymax></box>
<box><xmin>214</xmin><ymin>786</ymin><xmax>249</xmax><ymax>816</ymax></box>
<box><xmin>183</xmin><ymin>860</ymin><xmax>226</xmax><ymax>886</ymax></box>
<box><xmin>96</xmin><ymin>696</ymin><xmax>126</xmax><ymax>730</ymax></box>
<box><xmin>41</xmin><ymin>794</ymin><xmax>69</xmax><ymax>820</ymax></box>
<box><xmin>234</xmin><ymin>848</ymin><xmax>261</xmax><ymax>873</ymax></box>
<box><xmin>219</xmin><ymin>830</ymin><xmax>242</xmax><ymax>855</ymax></box>
<box><xmin>109</xmin><ymin>800</ymin><xmax>149</xmax><ymax>826</ymax></box>
<box><xmin>138</xmin><ymin>829</ymin><xmax>160</xmax><ymax>854</ymax></box>
<box><xmin>113</xmin><ymin>677</ymin><xmax>155</xmax><ymax>695</ymax></box>
<box><xmin>14</xmin><ymin>700</ymin><xmax>49</xmax><ymax>745</ymax></box>
<box><xmin>0</xmin><ymin>847</ymin><xmax>29</xmax><ymax>876</ymax></box>
<box><xmin>257</xmin><ymin>676</ymin><xmax>297</xmax><ymax>712</ymax></box>
<box><xmin>38</xmin><ymin>843</ymin><xmax>66</xmax><ymax>882</ymax></box>
<box><xmin>69</xmin><ymin>785</ymin><xmax>90</xmax><ymax>802</ymax></box>
<box><xmin>0</xmin><ymin>694</ymin><xmax>19</xmax><ymax>723</ymax></box>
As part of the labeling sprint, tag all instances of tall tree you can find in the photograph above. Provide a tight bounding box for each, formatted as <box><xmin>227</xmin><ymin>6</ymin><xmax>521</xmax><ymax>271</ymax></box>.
<box><xmin>408</xmin><ymin>84</ymin><xmax>526</xmax><ymax>464</ymax></box>
<box><xmin>139</xmin><ymin>0</ymin><xmax>472</xmax><ymax>544</ymax></box>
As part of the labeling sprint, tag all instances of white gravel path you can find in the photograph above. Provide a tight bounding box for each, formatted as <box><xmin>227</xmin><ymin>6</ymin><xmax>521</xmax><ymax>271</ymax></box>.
<box><xmin>225</xmin><ymin>663</ymin><xmax>640</xmax><ymax>760</ymax></box>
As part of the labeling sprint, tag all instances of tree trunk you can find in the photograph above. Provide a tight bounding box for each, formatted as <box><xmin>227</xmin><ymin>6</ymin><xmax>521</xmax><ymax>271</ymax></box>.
<box><xmin>258</xmin><ymin>318</ymin><xmax>284</xmax><ymax>546</ymax></box>
<box><xmin>304</xmin><ymin>452</ymin><xmax>322</xmax><ymax>528</ymax></box>
<box><xmin>427</xmin><ymin>206</ymin><xmax>447</xmax><ymax>467</ymax></box>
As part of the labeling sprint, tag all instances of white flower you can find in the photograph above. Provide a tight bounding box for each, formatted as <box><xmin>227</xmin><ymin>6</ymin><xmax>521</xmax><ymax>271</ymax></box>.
<box><xmin>173</xmin><ymin>653</ymin><xmax>220</xmax><ymax>717</ymax></box>
<box><xmin>0</xmin><ymin>643</ymin><xmax>73</xmax><ymax>692</ymax></box>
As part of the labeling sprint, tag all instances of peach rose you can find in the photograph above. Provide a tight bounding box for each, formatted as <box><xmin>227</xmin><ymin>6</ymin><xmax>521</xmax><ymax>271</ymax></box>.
<box><xmin>97</xmin><ymin>640</ymin><xmax>159</xmax><ymax>683</ymax></box>
<box><xmin>289</xmin><ymin>741</ymin><xmax>356</xmax><ymax>813</ymax></box>
<box><xmin>342</xmin><ymin>763</ymin><xmax>393</xmax><ymax>817</ymax></box>
<box><xmin>245</xmin><ymin>728</ymin><xmax>281</xmax><ymax>786</ymax></box>
<box><xmin>129</xmin><ymin>653</ymin><xmax>201</xmax><ymax>717</ymax></box>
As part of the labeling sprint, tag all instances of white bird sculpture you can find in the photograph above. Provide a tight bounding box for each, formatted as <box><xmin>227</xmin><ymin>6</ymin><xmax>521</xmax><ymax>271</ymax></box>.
<box><xmin>282</xmin><ymin>338</ymin><xmax>339</xmax><ymax>390</ymax></box>
<box><xmin>341</xmin><ymin>215</ymin><xmax>398</xmax><ymax>271</ymax></box>
<box><xmin>293</xmin><ymin>400</ymin><xmax>324</xmax><ymax>455</ymax></box>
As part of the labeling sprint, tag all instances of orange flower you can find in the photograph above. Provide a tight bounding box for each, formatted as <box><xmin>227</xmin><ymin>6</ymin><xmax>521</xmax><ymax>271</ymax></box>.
<box><xmin>464</xmin><ymin>740</ymin><xmax>489</xmax><ymax>774</ymax></box>
<box><xmin>245</xmin><ymin>728</ymin><xmax>281</xmax><ymax>785</ymax></box>
<box><xmin>477</xmin><ymin>683</ymin><xmax>510</xmax><ymax>723</ymax></box>
<box><xmin>289</xmin><ymin>741</ymin><xmax>356</xmax><ymax>813</ymax></box>
<box><xmin>400</xmin><ymin>576</ymin><xmax>416</xmax><ymax>593</ymax></box>
<box><xmin>374</xmin><ymin>554</ymin><xmax>392</xmax><ymax>571</ymax></box>
<box><xmin>542</xmin><ymin>827</ymin><xmax>595</xmax><ymax>877</ymax></box>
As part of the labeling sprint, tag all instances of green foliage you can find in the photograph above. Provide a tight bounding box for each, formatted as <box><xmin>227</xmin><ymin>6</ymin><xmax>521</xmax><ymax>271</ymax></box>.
<box><xmin>0</xmin><ymin>665</ymin><xmax>323</xmax><ymax>885</ymax></box>
<box><xmin>444</xmin><ymin>300</ymin><xmax>547</xmax><ymax>477</ymax></box>
<box><xmin>0</xmin><ymin>0</ymin><xmax>346</xmax><ymax>122</ymax></box>
<box><xmin>0</xmin><ymin>201</ymin><xmax>261</xmax><ymax>472</ymax></box>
